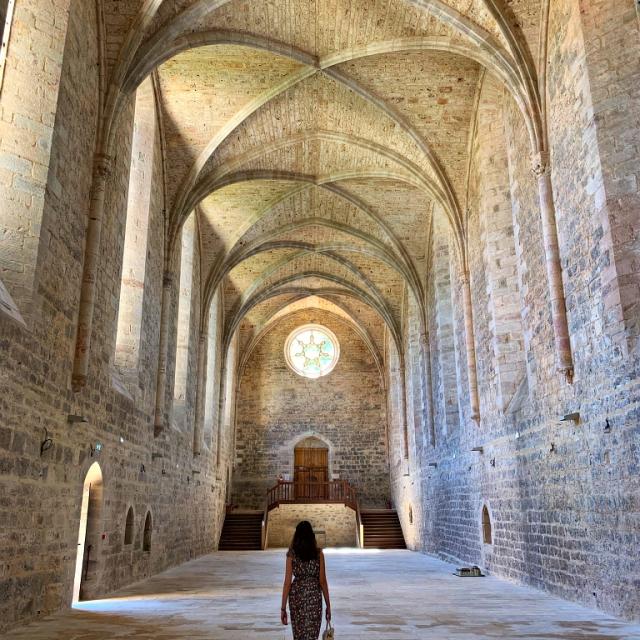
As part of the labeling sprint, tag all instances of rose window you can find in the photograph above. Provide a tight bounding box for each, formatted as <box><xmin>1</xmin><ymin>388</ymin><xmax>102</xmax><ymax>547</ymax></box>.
<box><xmin>284</xmin><ymin>325</ymin><xmax>339</xmax><ymax>379</ymax></box>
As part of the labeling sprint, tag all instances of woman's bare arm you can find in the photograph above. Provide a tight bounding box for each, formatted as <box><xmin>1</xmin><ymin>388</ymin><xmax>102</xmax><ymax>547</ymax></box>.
<box><xmin>319</xmin><ymin>550</ymin><xmax>331</xmax><ymax>620</ymax></box>
<box><xmin>281</xmin><ymin>554</ymin><xmax>293</xmax><ymax>625</ymax></box>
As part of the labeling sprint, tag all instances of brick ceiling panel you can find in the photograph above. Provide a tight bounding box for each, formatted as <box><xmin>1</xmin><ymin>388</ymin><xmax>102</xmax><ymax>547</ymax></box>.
<box><xmin>336</xmin><ymin>49</ymin><xmax>480</xmax><ymax>197</ymax></box>
<box><xmin>237</xmin><ymin>292</ymin><xmax>386</xmax><ymax>359</ymax></box>
<box><xmin>155</xmin><ymin>44</ymin><xmax>305</xmax><ymax>207</ymax></box>
<box><xmin>223</xmin><ymin>137</ymin><xmax>417</xmax><ymax>184</ymax></box>
<box><xmin>225</xmin><ymin>252</ymin><xmax>403</xmax><ymax>327</ymax></box>
<box><xmin>232</xmin><ymin>186</ymin><xmax>392</xmax><ymax>249</ymax></box>
<box><xmin>186</xmin><ymin>0</ymin><xmax>455</xmax><ymax>58</ymax></box>
<box><xmin>205</xmin><ymin>73</ymin><xmax>436</xmax><ymax>183</ymax></box>
<box><xmin>238</xmin><ymin>294</ymin><xmax>386</xmax><ymax>363</ymax></box>
<box><xmin>337</xmin><ymin>178</ymin><xmax>433</xmax><ymax>274</ymax></box>
<box><xmin>105</xmin><ymin>0</ymin><xmax>534</xmax><ymax>350</ymax></box>
<box><xmin>197</xmin><ymin>180</ymin><xmax>300</xmax><ymax>276</ymax></box>
<box><xmin>226</xmin><ymin>248</ymin><xmax>299</xmax><ymax>295</ymax></box>
<box><xmin>143</xmin><ymin>0</ymin><xmax>508</xmax><ymax>53</ymax></box>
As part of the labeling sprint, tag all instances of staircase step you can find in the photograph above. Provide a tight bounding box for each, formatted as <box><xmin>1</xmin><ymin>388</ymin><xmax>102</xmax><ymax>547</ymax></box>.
<box><xmin>219</xmin><ymin>511</ymin><xmax>263</xmax><ymax>551</ymax></box>
<box><xmin>361</xmin><ymin>509</ymin><xmax>406</xmax><ymax>549</ymax></box>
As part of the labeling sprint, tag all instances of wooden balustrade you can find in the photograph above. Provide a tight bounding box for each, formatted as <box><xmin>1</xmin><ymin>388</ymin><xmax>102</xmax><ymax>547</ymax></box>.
<box><xmin>266</xmin><ymin>480</ymin><xmax>358</xmax><ymax>512</ymax></box>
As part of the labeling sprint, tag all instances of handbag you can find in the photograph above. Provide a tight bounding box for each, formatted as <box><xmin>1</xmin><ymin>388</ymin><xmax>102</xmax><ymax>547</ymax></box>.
<box><xmin>322</xmin><ymin>620</ymin><xmax>334</xmax><ymax>640</ymax></box>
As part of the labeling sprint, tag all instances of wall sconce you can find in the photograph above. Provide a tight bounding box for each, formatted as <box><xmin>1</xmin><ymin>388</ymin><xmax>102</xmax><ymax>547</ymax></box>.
<box><xmin>549</xmin><ymin>442</ymin><xmax>557</xmax><ymax>453</ymax></box>
<box><xmin>40</xmin><ymin>428</ymin><xmax>53</xmax><ymax>457</ymax></box>
<box><xmin>68</xmin><ymin>414</ymin><xmax>88</xmax><ymax>424</ymax></box>
<box><xmin>560</xmin><ymin>412</ymin><xmax>580</xmax><ymax>424</ymax></box>
<box><xmin>489</xmin><ymin>458</ymin><xmax>496</xmax><ymax>467</ymax></box>
<box><xmin>603</xmin><ymin>419</ymin><xmax>612</xmax><ymax>433</ymax></box>
<box><xmin>140</xmin><ymin>464</ymin><xmax>146</xmax><ymax>474</ymax></box>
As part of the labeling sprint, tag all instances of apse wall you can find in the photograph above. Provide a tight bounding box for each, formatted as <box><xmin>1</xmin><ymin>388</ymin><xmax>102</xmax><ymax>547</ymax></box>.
<box><xmin>0</xmin><ymin>2</ymin><xmax>229</xmax><ymax>632</ymax></box>
<box><xmin>233</xmin><ymin>310</ymin><xmax>390</xmax><ymax>509</ymax></box>
<box><xmin>390</xmin><ymin>0</ymin><xmax>640</xmax><ymax>622</ymax></box>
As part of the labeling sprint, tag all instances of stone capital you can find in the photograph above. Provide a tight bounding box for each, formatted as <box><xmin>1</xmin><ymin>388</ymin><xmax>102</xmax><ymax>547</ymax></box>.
<box><xmin>93</xmin><ymin>153</ymin><xmax>113</xmax><ymax>180</ymax></box>
<box><xmin>531</xmin><ymin>150</ymin><xmax>551</xmax><ymax>178</ymax></box>
<box><xmin>162</xmin><ymin>271</ymin><xmax>174</xmax><ymax>288</ymax></box>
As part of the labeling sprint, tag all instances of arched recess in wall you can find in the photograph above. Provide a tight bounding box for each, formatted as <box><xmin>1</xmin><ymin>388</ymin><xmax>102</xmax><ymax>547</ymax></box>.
<box><xmin>217</xmin><ymin>329</ymin><xmax>240</xmax><ymax>469</ymax></box>
<box><xmin>124</xmin><ymin>506</ymin><xmax>134</xmax><ymax>546</ymax></box>
<box><xmin>403</xmin><ymin>285</ymin><xmax>431</xmax><ymax>456</ymax></box>
<box><xmin>0</xmin><ymin>0</ymin><xmax>93</xmax><ymax>325</ymax></box>
<box><xmin>467</xmin><ymin>73</ymin><xmax>527</xmax><ymax>412</ymax></box>
<box><xmin>73</xmin><ymin>462</ymin><xmax>103</xmax><ymax>604</ymax></box>
<box><xmin>202</xmin><ymin>287</ymin><xmax>223</xmax><ymax>451</ymax></box>
<box><xmin>114</xmin><ymin>76</ymin><xmax>156</xmax><ymax>375</ymax></box>
<box><xmin>428</xmin><ymin>209</ymin><xmax>460</xmax><ymax>441</ymax></box>
<box><xmin>143</xmin><ymin>511</ymin><xmax>152</xmax><ymax>552</ymax></box>
<box><xmin>173</xmin><ymin>212</ymin><xmax>198</xmax><ymax>431</ymax></box>
<box><xmin>481</xmin><ymin>504</ymin><xmax>492</xmax><ymax>545</ymax></box>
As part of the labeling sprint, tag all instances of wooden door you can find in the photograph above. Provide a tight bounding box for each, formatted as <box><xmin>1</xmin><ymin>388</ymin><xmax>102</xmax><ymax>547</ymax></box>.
<box><xmin>294</xmin><ymin>447</ymin><xmax>328</xmax><ymax>498</ymax></box>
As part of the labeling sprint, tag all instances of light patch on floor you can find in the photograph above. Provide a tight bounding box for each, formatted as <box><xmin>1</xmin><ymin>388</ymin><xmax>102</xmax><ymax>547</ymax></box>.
<box><xmin>4</xmin><ymin>549</ymin><xmax>640</xmax><ymax>639</ymax></box>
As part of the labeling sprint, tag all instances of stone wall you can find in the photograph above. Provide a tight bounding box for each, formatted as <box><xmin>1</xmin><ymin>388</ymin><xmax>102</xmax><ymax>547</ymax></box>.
<box><xmin>233</xmin><ymin>310</ymin><xmax>390</xmax><ymax>509</ymax></box>
<box><xmin>0</xmin><ymin>2</ymin><xmax>230</xmax><ymax>632</ymax></box>
<box><xmin>267</xmin><ymin>504</ymin><xmax>357</xmax><ymax>548</ymax></box>
<box><xmin>390</xmin><ymin>0</ymin><xmax>640</xmax><ymax>621</ymax></box>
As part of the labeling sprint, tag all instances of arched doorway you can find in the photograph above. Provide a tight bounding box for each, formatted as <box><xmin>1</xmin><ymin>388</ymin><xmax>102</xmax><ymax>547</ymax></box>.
<box><xmin>72</xmin><ymin>462</ymin><xmax>103</xmax><ymax>603</ymax></box>
<box><xmin>294</xmin><ymin>437</ymin><xmax>329</xmax><ymax>499</ymax></box>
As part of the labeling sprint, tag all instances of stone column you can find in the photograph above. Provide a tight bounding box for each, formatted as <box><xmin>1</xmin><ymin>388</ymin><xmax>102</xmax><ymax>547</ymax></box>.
<box><xmin>419</xmin><ymin>331</ymin><xmax>436</xmax><ymax>447</ymax></box>
<box><xmin>72</xmin><ymin>154</ymin><xmax>113</xmax><ymax>391</ymax></box>
<box><xmin>216</xmin><ymin>357</ymin><xmax>227</xmax><ymax>469</ymax></box>
<box><xmin>461</xmin><ymin>270</ymin><xmax>480</xmax><ymax>422</ymax></box>
<box><xmin>193</xmin><ymin>330</ymin><xmax>207</xmax><ymax>456</ymax></box>
<box><xmin>532</xmin><ymin>151</ymin><xmax>573</xmax><ymax>381</ymax></box>
<box><xmin>399</xmin><ymin>361</ymin><xmax>410</xmax><ymax>460</ymax></box>
<box><xmin>154</xmin><ymin>270</ymin><xmax>174</xmax><ymax>436</ymax></box>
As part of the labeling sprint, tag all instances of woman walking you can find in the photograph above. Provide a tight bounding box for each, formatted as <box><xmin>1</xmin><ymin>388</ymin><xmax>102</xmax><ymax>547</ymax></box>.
<box><xmin>281</xmin><ymin>521</ymin><xmax>331</xmax><ymax>639</ymax></box>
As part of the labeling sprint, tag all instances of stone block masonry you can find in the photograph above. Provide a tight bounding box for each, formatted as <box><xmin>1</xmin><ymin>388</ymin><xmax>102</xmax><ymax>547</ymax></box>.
<box><xmin>267</xmin><ymin>504</ymin><xmax>357</xmax><ymax>548</ymax></box>
<box><xmin>233</xmin><ymin>310</ymin><xmax>391</xmax><ymax>510</ymax></box>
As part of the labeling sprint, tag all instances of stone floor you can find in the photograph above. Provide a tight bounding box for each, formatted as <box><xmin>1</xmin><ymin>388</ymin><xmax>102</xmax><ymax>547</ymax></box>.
<box><xmin>5</xmin><ymin>549</ymin><xmax>640</xmax><ymax>639</ymax></box>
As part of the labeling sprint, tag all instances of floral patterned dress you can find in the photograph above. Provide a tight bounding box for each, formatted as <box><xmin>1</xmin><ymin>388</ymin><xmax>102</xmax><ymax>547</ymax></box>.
<box><xmin>287</xmin><ymin>551</ymin><xmax>323</xmax><ymax>640</ymax></box>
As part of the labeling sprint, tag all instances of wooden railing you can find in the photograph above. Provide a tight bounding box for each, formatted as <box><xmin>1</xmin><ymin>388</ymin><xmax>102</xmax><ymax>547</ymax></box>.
<box><xmin>266</xmin><ymin>480</ymin><xmax>358</xmax><ymax>512</ymax></box>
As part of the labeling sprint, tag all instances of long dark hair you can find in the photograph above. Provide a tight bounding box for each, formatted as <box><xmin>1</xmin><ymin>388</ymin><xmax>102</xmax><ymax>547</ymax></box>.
<box><xmin>289</xmin><ymin>521</ymin><xmax>319</xmax><ymax>561</ymax></box>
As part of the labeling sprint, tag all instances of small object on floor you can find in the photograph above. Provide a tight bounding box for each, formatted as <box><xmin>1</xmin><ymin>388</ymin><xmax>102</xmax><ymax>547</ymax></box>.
<box><xmin>455</xmin><ymin>566</ymin><xmax>484</xmax><ymax>577</ymax></box>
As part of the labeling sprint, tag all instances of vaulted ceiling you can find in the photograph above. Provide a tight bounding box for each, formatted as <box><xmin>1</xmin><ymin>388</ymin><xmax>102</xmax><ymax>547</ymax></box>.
<box><xmin>102</xmin><ymin>0</ymin><xmax>545</xmax><ymax>364</ymax></box>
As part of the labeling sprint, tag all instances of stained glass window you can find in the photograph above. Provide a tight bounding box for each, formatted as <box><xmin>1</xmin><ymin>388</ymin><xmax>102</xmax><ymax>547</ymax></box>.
<box><xmin>285</xmin><ymin>324</ymin><xmax>339</xmax><ymax>379</ymax></box>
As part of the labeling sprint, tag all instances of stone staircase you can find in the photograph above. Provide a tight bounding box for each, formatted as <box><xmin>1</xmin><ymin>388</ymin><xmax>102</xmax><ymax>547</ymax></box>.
<box><xmin>361</xmin><ymin>509</ymin><xmax>406</xmax><ymax>549</ymax></box>
<box><xmin>218</xmin><ymin>511</ymin><xmax>263</xmax><ymax>550</ymax></box>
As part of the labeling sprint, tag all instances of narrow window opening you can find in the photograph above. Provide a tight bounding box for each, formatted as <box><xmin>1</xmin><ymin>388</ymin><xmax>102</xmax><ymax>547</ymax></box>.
<box><xmin>124</xmin><ymin>507</ymin><xmax>134</xmax><ymax>545</ymax></box>
<box><xmin>203</xmin><ymin>290</ymin><xmax>221</xmax><ymax>450</ymax></box>
<box><xmin>173</xmin><ymin>213</ymin><xmax>195</xmax><ymax>428</ymax></box>
<box><xmin>73</xmin><ymin>462</ymin><xmax>103</xmax><ymax>603</ymax></box>
<box><xmin>143</xmin><ymin>512</ymin><xmax>152</xmax><ymax>552</ymax></box>
<box><xmin>482</xmin><ymin>505</ymin><xmax>492</xmax><ymax>545</ymax></box>
<box><xmin>114</xmin><ymin>77</ymin><xmax>155</xmax><ymax>371</ymax></box>
<box><xmin>0</xmin><ymin>0</ymin><xmax>16</xmax><ymax>93</ymax></box>
<box><xmin>408</xmin><ymin>504</ymin><xmax>413</xmax><ymax>525</ymax></box>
